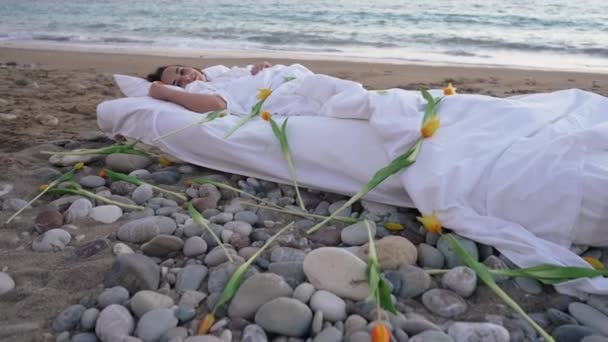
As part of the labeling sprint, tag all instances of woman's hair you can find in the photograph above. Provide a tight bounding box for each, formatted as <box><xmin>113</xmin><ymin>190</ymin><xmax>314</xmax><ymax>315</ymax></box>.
<box><xmin>146</xmin><ymin>66</ymin><xmax>169</xmax><ymax>82</ymax></box>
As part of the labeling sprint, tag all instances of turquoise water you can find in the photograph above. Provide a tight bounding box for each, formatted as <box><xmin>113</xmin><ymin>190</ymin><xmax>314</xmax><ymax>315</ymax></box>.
<box><xmin>1</xmin><ymin>0</ymin><xmax>607</xmax><ymax>71</ymax></box>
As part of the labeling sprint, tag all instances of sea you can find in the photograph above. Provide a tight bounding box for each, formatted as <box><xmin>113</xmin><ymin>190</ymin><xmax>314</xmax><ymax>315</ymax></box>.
<box><xmin>1</xmin><ymin>0</ymin><xmax>607</xmax><ymax>72</ymax></box>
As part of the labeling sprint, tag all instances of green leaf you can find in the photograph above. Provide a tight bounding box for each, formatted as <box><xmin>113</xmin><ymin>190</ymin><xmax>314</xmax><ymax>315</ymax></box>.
<box><xmin>224</xmin><ymin>101</ymin><xmax>264</xmax><ymax>139</ymax></box>
<box><xmin>104</xmin><ymin>169</ymin><xmax>144</xmax><ymax>186</ymax></box>
<box><xmin>378</xmin><ymin>279</ymin><xmax>397</xmax><ymax>314</ymax></box>
<box><xmin>494</xmin><ymin>264</ymin><xmax>608</xmax><ymax>285</ymax></box>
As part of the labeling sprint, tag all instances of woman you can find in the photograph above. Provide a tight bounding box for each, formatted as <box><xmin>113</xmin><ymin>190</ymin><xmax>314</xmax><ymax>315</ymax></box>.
<box><xmin>145</xmin><ymin>62</ymin><xmax>273</xmax><ymax>113</ymax></box>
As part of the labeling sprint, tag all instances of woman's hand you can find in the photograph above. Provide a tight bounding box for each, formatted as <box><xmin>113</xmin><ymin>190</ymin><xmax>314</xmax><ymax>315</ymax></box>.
<box><xmin>149</xmin><ymin>81</ymin><xmax>174</xmax><ymax>100</ymax></box>
<box><xmin>251</xmin><ymin>61</ymin><xmax>272</xmax><ymax>75</ymax></box>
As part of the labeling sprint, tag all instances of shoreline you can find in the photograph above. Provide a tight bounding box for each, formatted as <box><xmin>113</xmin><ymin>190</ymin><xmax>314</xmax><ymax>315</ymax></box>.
<box><xmin>2</xmin><ymin>40</ymin><xmax>608</xmax><ymax>75</ymax></box>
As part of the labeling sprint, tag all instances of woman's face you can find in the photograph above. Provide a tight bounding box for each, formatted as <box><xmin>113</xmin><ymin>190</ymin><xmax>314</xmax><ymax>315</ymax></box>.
<box><xmin>160</xmin><ymin>66</ymin><xmax>206</xmax><ymax>87</ymax></box>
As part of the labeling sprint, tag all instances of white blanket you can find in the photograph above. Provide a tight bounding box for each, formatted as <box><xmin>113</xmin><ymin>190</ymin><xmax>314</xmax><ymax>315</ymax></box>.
<box><xmin>99</xmin><ymin>65</ymin><xmax>608</xmax><ymax>298</ymax></box>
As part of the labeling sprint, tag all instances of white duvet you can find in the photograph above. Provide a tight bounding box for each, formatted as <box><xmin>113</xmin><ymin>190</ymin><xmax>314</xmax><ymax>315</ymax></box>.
<box><xmin>98</xmin><ymin>64</ymin><xmax>608</xmax><ymax>298</ymax></box>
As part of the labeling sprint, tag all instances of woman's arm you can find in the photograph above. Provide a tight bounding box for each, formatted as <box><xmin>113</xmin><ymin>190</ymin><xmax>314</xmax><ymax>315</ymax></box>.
<box><xmin>149</xmin><ymin>81</ymin><xmax>226</xmax><ymax>113</ymax></box>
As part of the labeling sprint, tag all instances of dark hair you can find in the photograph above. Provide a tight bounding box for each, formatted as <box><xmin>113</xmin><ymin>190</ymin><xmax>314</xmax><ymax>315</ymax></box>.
<box><xmin>146</xmin><ymin>65</ymin><xmax>169</xmax><ymax>82</ymax></box>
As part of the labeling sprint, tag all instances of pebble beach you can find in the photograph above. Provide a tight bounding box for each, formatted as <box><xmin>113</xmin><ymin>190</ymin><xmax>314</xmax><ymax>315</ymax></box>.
<box><xmin>1</xmin><ymin>46</ymin><xmax>608</xmax><ymax>342</ymax></box>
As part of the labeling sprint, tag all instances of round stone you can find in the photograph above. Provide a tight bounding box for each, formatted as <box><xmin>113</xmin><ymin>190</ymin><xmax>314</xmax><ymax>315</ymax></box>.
<box><xmin>32</xmin><ymin>228</ymin><xmax>71</xmax><ymax>252</ymax></box>
<box><xmin>117</xmin><ymin>216</ymin><xmax>176</xmax><ymax>243</ymax></box>
<box><xmin>52</xmin><ymin>304</ymin><xmax>86</xmax><ymax>332</ymax></box>
<box><xmin>349</xmin><ymin>331</ymin><xmax>372</xmax><ymax>342</ymax></box>
<box><xmin>34</xmin><ymin>207</ymin><xmax>64</xmax><ymax>233</ymax></box>
<box><xmin>397</xmin><ymin>264</ymin><xmax>431</xmax><ymax>298</ymax></box>
<box><xmin>80</xmin><ymin>308</ymin><xmax>99</xmax><ymax>331</ymax></box>
<box><xmin>95</xmin><ymin>304</ymin><xmax>135</xmax><ymax>341</ymax></box>
<box><xmin>192</xmin><ymin>184</ymin><xmax>221</xmax><ymax>210</ymax></box>
<box><xmin>234</xmin><ymin>211</ymin><xmax>259</xmax><ymax>225</ymax></box>
<box><xmin>90</xmin><ymin>205</ymin><xmax>123</xmax><ymax>224</ymax></box>
<box><xmin>224</xmin><ymin>221</ymin><xmax>253</xmax><ymax>236</ymax></box>
<box><xmin>254</xmin><ymin>297</ymin><xmax>313</xmax><ymax>337</ymax></box>
<box><xmin>141</xmin><ymin>234</ymin><xmax>184</xmax><ymax>257</ymax></box>
<box><xmin>103</xmin><ymin>254</ymin><xmax>160</xmax><ymax>293</ymax></box>
<box><xmin>183</xmin><ymin>236</ymin><xmax>208</xmax><ymax>257</ymax></box>
<box><xmin>421</xmin><ymin>289</ymin><xmax>468</xmax><ymax>318</ymax></box>
<box><xmin>303</xmin><ymin>247</ymin><xmax>370</xmax><ymax>300</ymax></box>
<box><xmin>328</xmin><ymin>200</ymin><xmax>351</xmax><ymax>218</ymax></box>
<box><xmin>228</xmin><ymin>273</ymin><xmax>294</xmax><ymax>320</ymax></box>
<box><xmin>135</xmin><ymin>308</ymin><xmax>178</xmax><ymax>342</ymax></box>
<box><xmin>132</xmin><ymin>184</ymin><xmax>154</xmax><ymax>204</ymax></box>
<box><xmin>441</xmin><ymin>266</ymin><xmax>477</xmax><ymax>298</ymax></box>
<box><xmin>242</xmin><ymin>324</ymin><xmax>268</xmax><ymax>342</ymax></box>
<box><xmin>356</xmin><ymin>236</ymin><xmax>417</xmax><ymax>270</ymax></box>
<box><xmin>175</xmin><ymin>265</ymin><xmax>208</xmax><ymax>292</ymax></box>
<box><xmin>293</xmin><ymin>282</ymin><xmax>316</xmax><ymax>304</ymax></box>
<box><xmin>569</xmin><ymin>302</ymin><xmax>608</xmax><ymax>336</ymax></box>
<box><xmin>130</xmin><ymin>290</ymin><xmax>174</xmax><ymax>317</ymax></box>
<box><xmin>97</xmin><ymin>286</ymin><xmax>130</xmax><ymax>308</ymax></box>
<box><xmin>79</xmin><ymin>175</ymin><xmax>106</xmax><ymax>188</ymax></box>
<box><xmin>105</xmin><ymin>153</ymin><xmax>152</xmax><ymax>173</ymax></box>
<box><xmin>0</xmin><ymin>272</ymin><xmax>16</xmax><ymax>295</ymax></box>
<box><xmin>514</xmin><ymin>277</ymin><xmax>543</xmax><ymax>295</ymax></box>
<box><xmin>417</xmin><ymin>243</ymin><xmax>445</xmax><ymax>269</ymax></box>
<box><xmin>546</xmin><ymin>308</ymin><xmax>579</xmax><ymax>326</ymax></box>
<box><xmin>437</xmin><ymin>235</ymin><xmax>479</xmax><ymax>268</ymax></box>
<box><xmin>271</xmin><ymin>247</ymin><xmax>306</xmax><ymax>263</ymax></box>
<box><xmin>313</xmin><ymin>327</ymin><xmax>342</xmax><ymax>342</ymax></box>
<box><xmin>341</xmin><ymin>221</ymin><xmax>376</xmax><ymax>246</ymax></box>
<box><xmin>410</xmin><ymin>330</ymin><xmax>453</xmax><ymax>342</ymax></box>
<box><xmin>309</xmin><ymin>290</ymin><xmax>347</xmax><ymax>322</ymax></box>
<box><xmin>552</xmin><ymin>324</ymin><xmax>595</xmax><ymax>342</ymax></box>
<box><xmin>447</xmin><ymin>322</ymin><xmax>510</xmax><ymax>342</ymax></box>
<box><xmin>66</xmin><ymin>198</ymin><xmax>93</xmax><ymax>222</ymax></box>
<box><xmin>113</xmin><ymin>242</ymin><xmax>135</xmax><ymax>255</ymax></box>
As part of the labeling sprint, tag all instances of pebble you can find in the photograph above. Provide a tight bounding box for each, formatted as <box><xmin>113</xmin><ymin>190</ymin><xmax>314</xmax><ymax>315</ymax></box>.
<box><xmin>349</xmin><ymin>331</ymin><xmax>372</xmax><ymax>342</ymax></box>
<box><xmin>441</xmin><ymin>266</ymin><xmax>477</xmax><ymax>298</ymax></box>
<box><xmin>174</xmin><ymin>264</ymin><xmax>208</xmax><ymax>292</ymax></box>
<box><xmin>105</xmin><ymin>153</ymin><xmax>152</xmax><ymax>173</ymax></box>
<box><xmin>242</xmin><ymin>324</ymin><xmax>268</xmax><ymax>342</ymax></box>
<box><xmin>437</xmin><ymin>235</ymin><xmax>479</xmax><ymax>268</ymax></box>
<box><xmin>328</xmin><ymin>200</ymin><xmax>351</xmax><ymax>218</ymax></box>
<box><xmin>35</xmin><ymin>113</ymin><xmax>59</xmax><ymax>126</ymax></box>
<box><xmin>483</xmin><ymin>255</ymin><xmax>510</xmax><ymax>282</ymax></box>
<box><xmin>32</xmin><ymin>228</ymin><xmax>71</xmax><ymax>252</ymax></box>
<box><xmin>65</xmin><ymin>198</ymin><xmax>93</xmax><ymax>222</ymax></box>
<box><xmin>207</xmin><ymin>262</ymin><xmax>256</xmax><ymax>293</ymax></box>
<box><xmin>308</xmin><ymin>226</ymin><xmax>342</xmax><ymax>246</ymax></box>
<box><xmin>50</xmin><ymin>154</ymin><xmax>101</xmax><ymax>167</ymax></box>
<box><xmin>175</xmin><ymin>305</ymin><xmax>196</xmax><ymax>323</ymax></box>
<box><xmin>183</xmin><ymin>236</ymin><xmax>208</xmax><ymax>256</ymax></box>
<box><xmin>0</xmin><ymin>182</ymin><xmax>13</xmax><ymax>197</ymax></box>
<box><xmin>89</xmin><ymin>205</ymin><xmax>123</xmax><ymax>224</ymax></box>
<box><xmin>547</xmin><ymin>308</ymin><xmax>579</xmax><ymax>326</ymax></box>
<box><xmin>341</xmin><ymin>221</ymin><xmax>376</xmax><ymax>246</ymax></box>
<box><xmin>234</xmin><ymin>211</ymin><xmax>259</xmax><ymax>225</ymax></box>
<box><xmin>34</xmin><ymin>207</ymin><xmax>64</xmax><ymax>233</ymax></box>
<box><xmin>228</xmin><ymin>273</ymin><xmax>294</xmax><ymax>319</ymax></box>
<box><xmin>117</xmin><ymin>216</ymin><xmax>176</xmax><ymax>243</ymax></box>
<box><xmin>313</xmin><ymin>327</ymin><xmax>342</xmax><ymax>342</ymax></box>
<box><xmin>410</xmin><ymin>330</ymin><xmax>454</xmax><ymax>342</ymax></box>
<box><xmin>104</xmin><ymin>254</ymin><xmax>160</xmax><ymax>293</ymax></box>
<box><xmin>2</xmin><ymin>198</ymin><xmax>28</xmax><ymax>211</ymax></box>
<box><xmin>268</xmin><ymin>262</ymin><xmax>305</xmax><ymax>288</ymax></box>
<box><xmin>271</xmin><ymin>247</ymin><xmax>306</xmax><ymax>263</ymax></box>
<box><xmin>255</xmin><ymin>297</ymin><xmax>313</xmax><ymax>337</ymax></box>
<box><xmin>71</xmin><ymin>333</ymin><xmax>98</xmax><ymax>342</ymax></box>
<box><xmin>97</xmin><ymin>286</ymin><xmax>130</xmax><ymax>308</ymax></box>
<box><xmin>569</xmin><ymin>302</ymin><xmax>608</xmax><ymax>336</ymax></box>
<box><xmin>417</xmin><ymin>243</ymin><xmax>445</xmax><ymax>269</ymax></box>
<box><xmin>113</xmin><ymin>242</ymin><xmax>135</xmax><ymax>255</ymax></box>
<box><xmin>80</xmin><ymin>308</ymin><xmax>99</xmax><ymax>331</ymax></box>
<box><xmin>52</xmin><ymin>304</ymin><xmax>86</xmax><ymax>332</ymax></box>
<box><xmin>152</xmin><ymin>171</ymin><xmax>181</xmax><ymax>185</ymax></box>
<box><xmin>421</xmin><ymin>289</ymin><xmax>468</xmax><ymax>318</ymax></box>
<box><xmin>193</xmin><ymin>184</ymin><xmax>222</xmax><ymax>210</ymax></box>
<box><xmin>132</xmin><ymin>184</ymin><xmax>154</xmax><ymax>204</ymax></box>
<box><xmin>312</xmin><ymin>310</ymin><xmax>324</xmax><ymax>335</ymax></box>
<box><xmin>293</xmin><ymin>282</ymin><xmax>316</xmax><ymax>304</ymax></box>
<box><xmin>303</xmin><ymin>247</ymin><xmax>370</xmax><ymax>300</ymax></box>
<box><xmin>582</xmin><ymin>336</ymin><xmax>608</xmax><ymax>342</ymax></box>
<box><xmin>129</xmin><ymin>290</ymin><xmax>174</xmax><ymax>317</ymax></box>
<box><xmin>309</xmin><ymin>290</ymin><xmax>347</xmax><ymax>322</ymax></box>
<box><xmin>179</xmin><ymin>290</ymin><xmax>207</xmax><ymax>308</ymax></box>
<box><xmin>210</xmin><ymin>212</ymin><xmax>233</xmax><ymax>224</ymax></box>
<box><xmin>552</xmin><ymin>324</ymin><xmax>595</xmax><ymax>342</ymax></box>
<box><xmin>184</xmin><ymin>336</ymin><xmax>223</xmax><ymax>342</ymax></box>
<box><xmin>447</xmin><ymin>322</ymin><xmax>509</xmax><ymax>342</ymax></box>
<box><xmin>514</xmin><ymin>277</ymin><xmax>543</xmax><ymax>295</ymax></box>
<box><xmin>204</xmin><ymin>247</ymin><xmax>240</xmax><ymax>267</ymax></box>
<box><xmin>396</xmin><ymin>264</ymin><xmax>431</xmax><ymax>298</ymax></box>
<box><xmin>0</xmin><ymin>272</ymin><xmax>15</xmax><ymax>296</ymax></box>
<box><xmin>95</xmin><ymin>304</ymin><xmax>135</xmax><ymax>341</ymax></box>
<box><xmin>141</xmin><ymin>234</ymin><xmax>184</xmax><ymax>257</ymax></box>
<box><xmin>224</xmin><ymin>221</ymin><xmax>253</xmax><ymax>236</ymax></box>
<box><xmin>79</xmin><ymin>175</ymin><xmax>106</xmax><ymax>188</ymax></box>
<box><xmin>588</xmin><ymin>295</ymin><xmax>608</xmax><ymax>316</ymax></box>
<box><xmin>361</xmin><ymin>200</ymin><xmax>397</xmax><ymax>216</ymax></box>
<box><xmin>135</xmin><ymin>308</ymin><xmax>178</xmax><ymax>342</ymax></box>
<box><xmin>356</xmin><ymin>236</ymin><xmax>417</xmax><ymax>270</ymax></box>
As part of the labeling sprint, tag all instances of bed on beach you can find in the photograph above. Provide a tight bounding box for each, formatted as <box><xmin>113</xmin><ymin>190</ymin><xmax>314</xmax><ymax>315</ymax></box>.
<box><xmin>98</xmin><ymin>67</ymin><xmax>608</xmax><ymax>297</ymax></box>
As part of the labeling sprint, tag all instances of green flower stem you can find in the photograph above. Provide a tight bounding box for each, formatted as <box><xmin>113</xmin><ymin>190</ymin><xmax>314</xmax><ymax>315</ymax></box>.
<box><xmin>306</xmin><ymin>187</ymin><xmax>368</xmax><ymax>235</ymax></box>
<box><xmin>188</xmin><ymin>202</ymin><xmax>234</xmax><ymax>263</ymax></box>
<box><xmin>51</xmin><ymin>188</ymin><xmax>145</xmax><ymax>211</ymax></box>
<box><xmin>104</xmin><ymin>169</ymin><xmax>187</xmax><ymax>203</ymax></box>
<box><xmin>149</xmin><ymin>184</ymin><xmax>187</xmax><ymax>203</ymax></box>
<box><xmin>191</xmin><ymin>178</ymin><xmax>283</xmax><ymax>210</ymax></box>
<box><xmin>224</xmin><ymin>101</ymin><xmax>264</xmax><ymax>139</ymax></box>
<box><xmin>241</xmin><ymin>202</ymin><xmax>358</xmax><ymax>224</ymax></box>
<box><xmin>153</xmin><ymin>110</ymin><xmax>224</xmax><ymax>142</ymax></box>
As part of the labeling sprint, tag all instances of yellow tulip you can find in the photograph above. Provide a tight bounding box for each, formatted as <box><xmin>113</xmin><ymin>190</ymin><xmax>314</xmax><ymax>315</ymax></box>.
<box><xmin>74</xmin><ymin>162</ymin><xmax>85</xmax><ymax>170</ymax></box>
<box><xmin>417</xmin><ymin>211</ymin><xmax>442</xmax><ymax>234</ymax></box>
<box><xmin>444</xmin><ymin>83</ymin><xmax>457</xmax><ymax>96</ymax></box>
<box><xmin>39</xmin><ymin>184</ymin><xmax>49</xmax><ymax>192</ymax></box>
<box><xmin>159</xmin><ymin>156</ymin><xmax>172</xmax><ymax>167</ymax></box>
<box><xmin>421</xmin><ymin>116</ymin><xmax>440</xmax><ymax>138</ymax></box>
<box><xmin>261</xmin><ymin>110</ymin><xmax>271</xmax><ymax>121</ymax></box>
<box><xmin>583</xmin><ymin>256</ymin><xmax>605</xmax><ymax>270</ymax></box>
<box><xmin>198</xmin><ymin>313</ymin><xmax>215</xmax><ymax>335</ymax></box>
<box><xmin>370</xmin><ymin>323</ymin><xmax>390</xmax><ymax>342</ymax></box>
<box><xmin>257</xmin><ymin>88</ymin><xmax>272</xmax><ymax>101</ymax></box>
<box><xmin>384</xmin><ymin>222</ymin><xmax>404</xmax><ymax>231</ymax></box>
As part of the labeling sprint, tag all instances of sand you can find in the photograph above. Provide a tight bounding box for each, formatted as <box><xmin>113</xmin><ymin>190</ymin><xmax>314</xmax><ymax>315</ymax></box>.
<box><xmin>0</xmin><ymin>45</ymin><xmax>607</xmax><ymax>341</ymax></box>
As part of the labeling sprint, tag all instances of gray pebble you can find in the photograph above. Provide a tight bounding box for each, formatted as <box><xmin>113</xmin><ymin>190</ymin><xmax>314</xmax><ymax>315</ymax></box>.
<box><xmin>441</xmin><ymin>266</ymin><xmax>477</xmax><ymax>298</ymax></box>
<box><xmin>79</xmin><ymin>175</ymin><xmax>106</xmax><ymax>188</ymax></box>
<box><xmin>97</xmin><ymin>286</ymin><xmax>130</xmax><ymax>308</ymax></box>
<box><xmin>421</xmin><ymin>289</ymin><xmax>467</xmax><ymax>318</ymax></box>
<box><xmin>52</xmin><ymin>304</ymin><xmax>86</xmax><ymax>332</ymax></box>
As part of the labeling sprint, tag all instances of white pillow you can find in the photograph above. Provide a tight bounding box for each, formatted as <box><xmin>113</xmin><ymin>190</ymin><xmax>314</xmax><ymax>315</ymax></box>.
<box><xmin>114</xmin><ymin>74</ymin><xmax>151</xmax><ymax>97</ymax></box>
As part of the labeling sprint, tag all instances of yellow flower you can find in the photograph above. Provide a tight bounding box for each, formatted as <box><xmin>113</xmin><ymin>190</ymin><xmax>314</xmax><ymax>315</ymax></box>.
<box><xmin>444</xmin><ymin>83</ymin><xmax>457</xmax><ymax>96</ymax></box>
<box><xmin>583</xmin><ymin>256</ymin><xmax>604</xmax><ymax>270</ymax></box>
<box><xmin>384</xmin><ymin>222</ymin><xmax>404</xmax><ymax>232</ymax></box>
<box><xmin>261</xmin><ymin>110</ymin><xmax>271</xmax><ymax>121</ymax></box>
<box><xmin>370</xmin><ymin>322</ymin><xmax>390</xmax><ymax>342</ymax></box>
<box><xmin>417</xmin><ymin>211</ymin><xmax>442</xmax><ymax>234</ymax></box>
<box><xmin>74</xmin><ymin>162</ymin><xmax>85</xmax><ymax>170</ymax></box>
<box><xmin>421</xmin><ymin>116</ymin><xmax>440</xmax><ymax>138</ymax></box>
<box><xmin>159</xmin><ymin>156</ymin><xmax>172</xmax><ymax>167</ymax></box>
<box><xmin>198</xmin><ymin>313</ymin><xmax>215</xmax><ymax>335</ymax></box>
<box><xmin>257</xmin><ymin>88</ymin><xmax>272</xmax><ymax>101</ymax></box>
<box><xmin>39</xmin><ymin>184</ymin><xmax>49</xmax><ymax>192</ymax></box>
<box><xmin>98</xmin><ymin>169</ymin><xmax>107</xmax><ymax>178</ymax></box>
